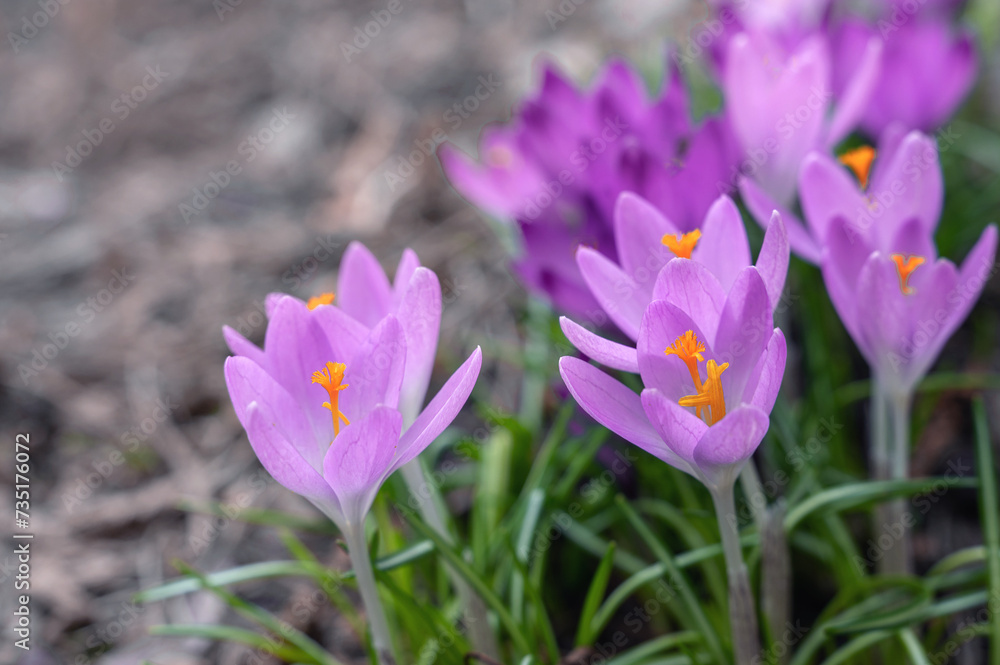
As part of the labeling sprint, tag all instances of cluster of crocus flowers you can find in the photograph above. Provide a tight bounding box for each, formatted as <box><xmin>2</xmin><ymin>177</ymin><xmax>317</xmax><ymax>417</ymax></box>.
<box><xmin>439</xmin><ymin>58</ymin><xmax>740</xmax><ymax>319</ymax></box>
<box><xmin>560</xmin><ymin>214</ymin><xmax>790</xmax><ymax>661</ymax></box>
<box><xmin>223</xmin><ymin>245</ymin><xmax>482</xmax><ymax>664</ymax></box>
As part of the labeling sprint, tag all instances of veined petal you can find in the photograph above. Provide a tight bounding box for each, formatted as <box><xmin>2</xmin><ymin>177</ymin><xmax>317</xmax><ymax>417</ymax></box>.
<box><xmin>870</xmin><ymin>131</ymin><xmax>943</xmax><ymax>247</ymax></box>
<box><xmin>310</xmin><ymin>302</ymin><xmax>371</xmax><ymax>363</ymax></box>
<box><xmin>323</xmin><ymin>406</ymin><xmax>403</xmax><ymax>526</ymax></box>
<box><xmin>651</xmin><ymin>259</ymin><xmax>726</xmax><ymax>340</ymax></box>
<box><xmin>577</xmin><ymin>246</ymin><xmax>647</xmax><ymax>340</ymax></box>
<box><xmin>692</xmin><ymin>405</ymin><xmax>770</xmax><ymax>487</ymax></box>
<box><xmin>559</xmin><ymin>357</ymin><xmax>679</xmax><ymax>466</ymax></box>
<box><xmin>746</xmin><ymin>329</ymin><xmax>787</xmax><ymax>414</ymax></box>
<box><xmin>393</xmin><ymin>347</ymin><xmax>482</xmax><ymax>474</ymax></box>
<box><xmin>342</xmin><ymin>316</ymin><xmax>406</xmax><ymax>418</ymax></box>
<box><xmin>395</xmin><ymin>267</ymin><xmax>442</xmax><ymax>426</ymax></box>
<box><xmin>799</xmin><ymin>152</ymin><xmax>869</xmax><ymax>245</ymax></box>
<box><xmin>613</xmin><ymin>192</ymin><xmax>678</xmax><ymax>295</ymax></box>
<box><xmin>713</xmin><ymin>267</ymin><xmax>773</xmax><ymax>407</ymax></box>
<box><xmin>223</xmin><ymin>325</ymin><xmax>267</xmax><ymax>369</ymax></box>
<box><xmin>225</xmin><ymin>356</ymin><xmax>322</xmax><ymax>466</ymax></box>
<box><xmin>392</xmin><ymin>249</ymin><xmax>422</xmax><ymax>307</ymax></box>
<box><xmin>691</xmin><ymin>195</ymin><xmax>751</xmax><ymax>293</ymax></box>
<box><xmin>637</xmin><ymin>300</ymin><xmax>716</xmax><ymax>403</ymax></box>
<box><xmin>756</xmin><ymin>211</ymin><xmax>790</xmax><ymax>311</ymax></box>
<box><xmin>560</xmin><ymin>317</ymin><xmax>639</xmax><ymax>373</ymax></box>
<box><xmin>640</xmin><ymin>388</ymin><xmax>705</xmax><ymax>471</ymax></box>
<box><xmin>244</xmin><ymin>402</ymin><xmax>341</xmax><ymax>516</ymax></box>
<box><xmin>338</xmin><ymin>242</ymin><xmax>393</xmax><ymax>328</ymax></box>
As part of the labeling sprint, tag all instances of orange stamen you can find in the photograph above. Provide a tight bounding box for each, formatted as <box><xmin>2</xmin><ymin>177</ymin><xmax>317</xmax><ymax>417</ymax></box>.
<box><xmin>311</xmin><ymin>362</ymin><xmax>350</xmax><ymax>437</ymax></box>
<box><xmin>307</xmin><ymin>292</ymin><xmax>336</xmax><ymax>310</ymax></box>
<box><xmin>839</xmin><ymin>146</ymin><xmax>876</xmax><ymax>190</ymax></box>
<box><xmin>662</xmin><ymin>229</ymin><xmax>702</xmax><ymax>259</ymax></box>
<box><xmin>678</xmin><ymin>359</ymin><xmax>729</xmax><ymax>426</ymax></box>
<box><xmin>891</xmin><ymin>254</ymin><xmax>925</xmax><ymax>295</ymax></box>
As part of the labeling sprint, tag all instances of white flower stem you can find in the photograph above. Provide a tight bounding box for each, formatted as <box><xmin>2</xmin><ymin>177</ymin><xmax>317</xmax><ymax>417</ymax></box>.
<box><xmin>344</xmin><ymin>522</ymin><xmax>395</xmax><ymax>665</ymax></box>
<box><xmin>870</xmin><ymin>377</ymin><xmax>913</xmax><ymax>575</ymax></box>
<box><xmin>711</xmin><ymin>483</ymin><xmax>761</xmax><ymax>665</ymax></box>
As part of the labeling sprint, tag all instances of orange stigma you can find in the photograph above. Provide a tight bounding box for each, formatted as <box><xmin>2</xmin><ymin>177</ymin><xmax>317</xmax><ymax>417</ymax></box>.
<box><xmin>662</xmin><ymin>229</ymin><xmax>702</xmax><ymax>259</ymax></box>
<box><xmin>665</xmin><ymin>330</ymin><xmax>706</xmax><ymax>391</ymax></box>
<box><xmin>839</xmin><ymin>146</ymin><xmax>876</xmax><ymax>190</ymax></box>
<box><xmin>311</xmin><ymin>362</ymin><xmax>350</xmax><ymax>437</ymax></box>
<box><xmin>891</xmin><ymin>254</ymin><xmax>925</xmax><ymax>295</ymax></box>
<box><xmin>678</xmin><ymin>358</ymin><xmax>729</xmax><ymax>426</ymax></box>
<box><xmin>307</xmin><ymin>293</ymin><xmax>335</xmax><ymax>310</ymax></box>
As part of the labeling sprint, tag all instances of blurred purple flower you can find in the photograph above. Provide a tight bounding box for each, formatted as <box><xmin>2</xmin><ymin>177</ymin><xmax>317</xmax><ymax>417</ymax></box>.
<box><xmin>566</xmin><ymin>192</ymin><xmax>789</xmax><ymax>341</ymax></box>
<box><xmin>724</xmin><ymin>29</ymin><xmax>882</xmax><ymax>209</ymax></box>
<box><xmin>560</xmin><ymin>259</ymin><xmax>787</xmax><ymax>490</ymax></box>
<box><xmin>794</xmin><ymin>128</ymin><xmax>997</xmax><ymax>393</ymax></box>
<box><xmin>439</xmin><ymin>58</ymin><xmax>740</xmax><ymax>319</ymax></box>
<box><xmin>831</xmin><ymin>18</ymin><xmax>976</xmax><ymax>136</ymax></box>
<box><xmin>222</xmin><ymin>280</ymin><xmax>481</xmax><ymax>531</ymax></box>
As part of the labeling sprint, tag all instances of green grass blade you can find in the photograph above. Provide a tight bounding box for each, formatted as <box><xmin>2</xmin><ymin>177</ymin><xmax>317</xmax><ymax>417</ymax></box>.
<box><xmin>149</xmin><ymin>624</ymin><xmax>314</xmax><ymax>662</ymax></box>
<box><xmin>405</xmin><ymin>514</ymin><xmax>534</xmax><ymax>656</ymax></box>
<box><xmin>899</xmin><ymin>628</ymin><xmax>932</xmax><ymax>665</ymax></box>
<box><xmin>511</xmin><ymin>488</ymin><xmax>546</xmax><ymax>623</ymax></box>
<box><xmin>615</xmin><ymin>496</ymin><xmax>725</xmax><ymax>665</ymax></box>
<box><xmin>575</xmin><ymin>541</ymin><xmax>617</xmax><ymax>647</ymax></box>
<box><xmin>973</xmin><ymin>396</ymin><xmax>1000</xmax><ymax>665</ymax></box>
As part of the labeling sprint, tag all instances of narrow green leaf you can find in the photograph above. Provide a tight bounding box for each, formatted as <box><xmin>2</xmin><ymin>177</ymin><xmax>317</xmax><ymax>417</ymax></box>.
<box><xmin>604</xmin><ymin>632</ymin><xmax>702</xmax><ymax>665</ymax></box>
<box><xmin>149</xmin><ymin>624</ymin><xmax>313</xmax><ymax>662</ymax></box>
<box><xmin>898</xmin><ymin>628</ymin><xmax>932</xmax><ymax>665</ymax></box>
<box><xmin>973</xmin><ymin>396</ymin><xmax>1000</xmax><ymax>665</ymax></box>
<box><xmin>575</xmin><ymin>541</ymin><xmax>617</xmax><ymax>647</ymax></box>
<box><xmin>511</xmin><ymin>488</ymin><xmax>546</xmax><ymax>622</ymax></box>
<box><xmin>405</xmin><ymin>514</ymin><xmax>534</xmax><ymax>656</ymax></box>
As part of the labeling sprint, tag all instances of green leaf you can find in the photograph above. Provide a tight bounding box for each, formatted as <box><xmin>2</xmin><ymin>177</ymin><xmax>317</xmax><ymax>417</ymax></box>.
<box><xmin>575</xmin><ymin>541</ymin><xmax>617</xmax><ymax>647</ymax></box>
<box><xmin>149</xmin><ymin>624</ymin><xmax>314</xmax><ymax>662</ymax></box>
<box><xmin>405</xmin><ymin>514</ymin><xmax>534</xmax><ymax>657</ymax></box>
<box><xmin>511</xmin><ymin>488</ymin><xmax>546</xmax><ymax>623</ymax></box>
<box><xmin>973</xmin><ymin>396</ymin><xmax>1000</xmax><ymax>665</ymax></box>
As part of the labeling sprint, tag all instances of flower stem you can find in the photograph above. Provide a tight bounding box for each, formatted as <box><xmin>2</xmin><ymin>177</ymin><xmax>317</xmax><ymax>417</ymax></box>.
<box><xmin>870</xmin><ymin>377</ymin><xmax>914</xmax><ymax>575</ymax></box>
<box><xmin>711</xmin><ymin>483</ymin><xmax>761</xmax><ymax>665</ymax></box>
<box><xmin>344</xmin><ymin>522</ymin><xmax>395</xmax><ymax>665</ymax></box>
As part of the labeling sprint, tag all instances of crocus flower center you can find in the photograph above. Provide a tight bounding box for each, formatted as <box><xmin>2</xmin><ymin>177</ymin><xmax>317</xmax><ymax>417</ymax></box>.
<box><xmin>838</xmin><ymin>146</ymin><xmax>876</xmax><ymax>190</ymax></box>
<box><xmin>662</xmin><ymin>230</ymin><xmax>702</xmax><ymax>259</ymax></box>
<box><xmin>311</xmin><ymin>362</ymin><xmax>350</xmax><ymax>437</ymax></box>
<box><xmin>890</xmin><ymin>254</ymin><xmax>925</xmax><ymax>295</ymax></box>
<box><xmin>307</xmin><ymin>292</ymin><xmax>336</xmax><ymax>310</ymax></box>
<box><xmin>667</xmin><ymin>331</ymin><xmax>729</xmax><ymax>425</ymax></box>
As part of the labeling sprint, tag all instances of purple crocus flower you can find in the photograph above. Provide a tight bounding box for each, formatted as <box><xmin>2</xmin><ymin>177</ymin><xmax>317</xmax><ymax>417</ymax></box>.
<box><xmin>723</xmin><ymin>29</ymin><xmax>881</xmax><ymax>209</ymax></box>
<box><xmin>439</xmin><ymin>58</ymin><xmax>740</xmax><ymax>319</ymax></box>
<box><xmin>831</xmin><ymin>18</ymin><xmax>976</xmax><ymax>136</ymax></box>
<box><xmin>796</xmin><ymin>128</ymin><xmax>997</xmax><ymax>394</ymax></box>
<box><xmin>567</xmin><ymin>192</ymin><xmax>789</xmax><ymax>341</ymax></box>
<box><xmin>559</xmin><ymin>259</ymin><xmax>787</xmax><ymax>490</ymax></box>
<box><xmin>223</xmin><ymin>294</ymin><xmax>481</xmax><ymax>531</ymax></box>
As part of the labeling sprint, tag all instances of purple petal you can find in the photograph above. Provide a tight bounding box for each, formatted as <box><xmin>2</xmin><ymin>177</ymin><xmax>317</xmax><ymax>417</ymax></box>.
<box><xmin>637</xmin><ymin>300</ymin><xmax>716</xmax><ymax>404</ymax></box>
<box><xmin>854</xmin><ymin>253</ymin><xmax>910</xmax><ymax>375</ymax></box>
<box><xmin>869</xmin><ymin>131</ymin><xmax>942</xmax><ymax>247</ymax></box>
<box><xmin>560</xmin><ymin>316</ymin><xmax>639</xmax><ymax>373</ymax></box>
<box><xmin>756</xmin><ymin>211</ymin><xmax>790</xmax><ymax>311</ymax></box>
<box><xmin>391</xmin><ymin>248</ymin><xmax>421</xmax><ymax>311</ymax></box>
<box><xmin>820</xmin><ymin>218</ymin><xmax>874</xmax><ymax>349</ymax></box>
<box><xmin>323</xmin><ymin>406</ymin><xmax>403</xmax><ymax>525</ymax></box>
<box><xmin>713</xmin><ymin>267</ymin><xmax>773</xmax><ymax>407</ymax></box>
<box><xmin>692</xmin><ymin>405</ymin><xmax>770</xmax><ymax>475</ymax></box>
<box><xmin>342</xmin><ymin>316</ymin><xmax>406</xmax><ymax>418</ymax></box>
<box><xmin>577</xmin><ymin>246</ymin><xmax>647</xmax><ymax>341</ymax></box>
<box><xmin>393</xmin><ymin>347</ymin><xmax>482</xmax><ymax>474</ymax></box>
<box><xmin>337</xmin><ymin>242</ymin><xmax>393</xmax><ymax>328</ymax></box>
<box><xmin>640</xmin><ymin>388</ymin><xmax>706</xmax><ymax>471</ymax></box>
<box><xmin>395</xmin><ymin>267</ymin><xmax>442</xmax><ymax>425</ymax></box>
<box><xmin>739</xmin><ymin>176</ymin><xmax>821</xmax><ymax>263</ymax></box>
<box><xmin>559</xmin><ymin>357</ymin><xmax>678</xmax><ymax>465</ymax></box>
<box><xmin>746</xmin><ymin>329</ymin><xmax>787</xmax><ymax>414</ymax></box>
<box><xmin>826</xmin><ymin>35</ymin><xmax>881</xmax><ymax>146</ymax></box>
<box><xmin>262</xmin><ymin>296</ymin><xmax>338</xmax><ymax>439</ymax></box>
<box><xmin>691</xmin><ymin>195</ymin><xmax>751</xmax><ymax>293</ymax></box>
<box><xmin>613</xmin><ymin>192</ymin><xmax>678</xmax><ymax>300</ymax></box>
<box><xmin>244</xmin><ymin>402</ymin><xmax>341</xmax><ymax>512</ymax></box>
<box><xmin>223</xmin><ymin>325</ymin><xmax>267</xmax><ymax>369</ymax></box>
<box><xmin>651</xmin><ymin>259</ymin><xmax>727</xmax><ymax>340</ymax></box>
<box><xmin>310</xmin><ymin>303</ymin><xmax>371</xmax><ymax>362</ymax></box>
<box><xmin>799</xmin><ymin>152</ymin><xmax>868</xmax><ymax>245</ymax></box>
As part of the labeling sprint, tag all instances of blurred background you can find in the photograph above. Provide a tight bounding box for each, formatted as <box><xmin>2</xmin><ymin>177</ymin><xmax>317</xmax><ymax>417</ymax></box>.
<box><xmin>1</xmin><ymin>0</ymin><xmax>999</xmax><ymax>663</ymax></box>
